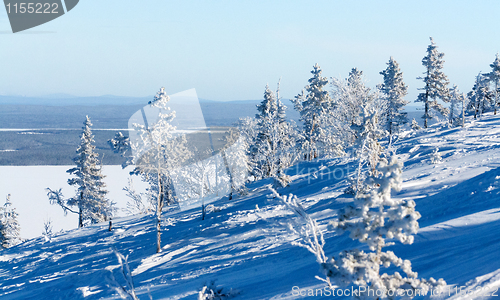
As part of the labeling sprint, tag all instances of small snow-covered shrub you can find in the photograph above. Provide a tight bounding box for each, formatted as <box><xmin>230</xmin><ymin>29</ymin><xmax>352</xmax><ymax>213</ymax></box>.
<box><xmin>0</xmin><ymin>194</ymin><xmax>22</xmax><ymax>249</ymax></box>
<box><xmin>430</xmin><ymin>148</ymin><xmax>442</xmax><ymax>164</ymax></box>
<box><xmin>273</xmin><ymin>174</ymin><xmax>292</xmax><ymax>188</ymax></box>
<box><xmin>42</xmin><ymin>218</ymin><xmax>53</xmax><ymax>243</ymax></box>
<box><xmin>205</xmin><ymin>204</ymin><xmax>222</xmax><ymax>214</ymax></box>
<box><xmin>411</xmin><ymin>118</ymin><xmax>421</xmax><ymax>131</ymax></box>
<box><xmin>198</xmin><ymin>281</ymin><xmax>236</xmax><ymax>300</ymax></box>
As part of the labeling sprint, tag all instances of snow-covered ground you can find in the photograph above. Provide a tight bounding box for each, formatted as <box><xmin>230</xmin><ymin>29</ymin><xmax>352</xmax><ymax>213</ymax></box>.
<box><xmin>2</xmin><ymin>113</ymin><xmax>500</xmax><ymax>299</ymax></box>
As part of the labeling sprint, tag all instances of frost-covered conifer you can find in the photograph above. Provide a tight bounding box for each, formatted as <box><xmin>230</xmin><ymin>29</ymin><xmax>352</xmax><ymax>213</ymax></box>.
<box><xmin>467</xmin><ymin>73</ymin><xmax>492</xmax><ymax>119</ymax></box>
<box><xmin>379</xmin><ymin>57</ymin><xmax>408</xmax><ymax>135</ymax></box>
<box><xmin>411</xmin><ymin>118</ymin><xmax>421</xmax><ymax>131</ymax></box>
<box><xmin>449</xmin><ymin>85</ymin><xmax>465</xmax><ymax>126</ymax></box>
<box><xmin>253</xmin><ymin>83</ymin><xmax>297</xmax><ymax>182</ymax></box>
<box><xmin>328</xmin><ymin>158</ymin><xmax>446</xmax><ymax>297</ymax></box>
<box><xmin>416</xmin><ymin>37</ymin><xmax>451</xmax><ymax>128</ymax></box>
<box><xmin>253</xmin><ymin>84</ymin><xmax>280</xmax><ymax>178</ymax></box>
<box><xmin>273</xmin><ymin>158</ymin><xmax>446</xmax><ymax>298</ymax></box>
<box><xmin>48</xmin><ymin>116</ymin><xmax>111</xmax><ymax>228</ymax></box>
<box><xmin>293</xmin><ymin>64</ymin><xmax>343</xmax><ymax>160</ymax></box>
<box><xmin>487</xmin><ymin>53</ymin><xmax>500</xmax><ymax>115</ymax></box>
<box><xmin>0</xmin><ymin>194</ymin><xmax>21</xmax><ymax>249</ymax></box>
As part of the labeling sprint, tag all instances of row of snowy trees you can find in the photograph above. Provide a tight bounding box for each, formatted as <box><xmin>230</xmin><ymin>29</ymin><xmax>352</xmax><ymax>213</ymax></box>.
<box><xmin>237</xmin><ymin>37</ymin><xmax>500</xmax><ymax>187</ymax></box>
<box><xmin>240</xmin><ymin>57</ymin><xmax>409</xmax><ymax>185</ymax></box>
<box><xmin>44</xmin><ymin>87</ymin><xmax>249</xmax><ymax>255</ymax></box>
<box><xmin>417</xmin><ymin>37</ymin><xmax>500</xmax><ymax>126</ymax></box>
<box><xmin>108</xmin><ymin>87</ymin><xmax>249</xmax><ymax>253</ymax></box>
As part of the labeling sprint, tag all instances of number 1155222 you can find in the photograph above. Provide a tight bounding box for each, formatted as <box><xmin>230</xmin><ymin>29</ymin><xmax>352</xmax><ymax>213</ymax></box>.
<box><xmin>5</xmin><ymin>3</ymin><xmax>59</xmax><ymax>14</ymax></box>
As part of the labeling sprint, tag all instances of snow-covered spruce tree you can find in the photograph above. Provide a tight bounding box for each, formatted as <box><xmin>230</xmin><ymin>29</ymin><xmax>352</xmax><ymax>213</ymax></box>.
<box><xmin>379</xmin><ymin>57</ymin><xmax>408</xmax><ymax>136</ymax></box>
<box><xmin>487</xmin><ymin>53</ymin><xmax>500</xmax><ymax>115</ymax></box>
<box><xmin>293</xmin><ymin>64</ymin><xmax>343</xmax><ymax>160</ymax></box>
<box><xmin>467</xmin><ymin>73</ymin><xmax>493</xmax><ymax>119</ymax></box>
<box><xmin>416</xmin><ymin>37</ymin><xmax>451</xmax><ymax>128</ymax></box>
<box><xmin>327</xmin><ymin>158</ymin><xmax>446</xmax><ymax>297</ymax></box>
<box><xmin>449</xmin><ymin>85</ymin><xmax>465</xmax><ymax>126</ymax></box>
<box><xmin>272</xmin><ymin>159</ymin><xmax>446</xmax><ymax>298</ymax></box>
<box><xmin>274</xmin><ymin>80</ymin><xmax>299</xmax><ymax>183</ymax></box>
<box><xmin>108</xmin><ymin>131</ymin><xmax>131</xmax><ymax>168</ymax></box>
<box><xmin>252</xmin><ymin>84</ymin><xmax>280</xmax><ymax>178</ymax></box>
<box><xmin>253</xmin><ymin>82</ymin><xmax>297</xmax><ymax>184</ymax></box>
<box><xmin>47</xmin><ymin>116</ymin><xmax>111</xmax><ymax>228</ymax></box>
<box><xmin>0</xmin><ymin>194</ymin><xmax>21</xmax><ymax>249</ymax></box>
<box><xmin>129</xmin><ymin>87</ymin><xmax>192</xmax><ymax>253</ymax></box>
<box><xmin>411</xmin><ymin>118</ymin><xmax>421</xmax><ymax>131</ymax></box>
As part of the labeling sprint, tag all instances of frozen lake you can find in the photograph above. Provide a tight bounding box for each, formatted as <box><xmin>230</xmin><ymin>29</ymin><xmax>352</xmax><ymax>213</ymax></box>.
<box><xmin>0</xmin><ymin>165</ymin><xmax>147</xmax><ymax>240</ymax></box>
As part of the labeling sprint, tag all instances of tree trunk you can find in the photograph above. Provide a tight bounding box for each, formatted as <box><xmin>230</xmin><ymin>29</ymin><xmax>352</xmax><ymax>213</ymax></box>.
<box><xmin>424</xmin><ymin>100</ymin><xmax>429</xmax><ymax>128</ymax></box>
<box><xmin>156</xmin><ymin>176</ymin><xmax>164</xmax><ymax>253</ymax></box>
<box><xmin>221</xmin><ymin>150</ymin><xmax>234</xmax><ymax>200</ymax></box>
<box><xmin>424</xmin><ymin>69</ymin><xmax>430</xmax><ymax>129</ymax></box>
<box><xmin>495</xmin><ymin>83</ymin><xmax>498</xmax><ymax>115</ymax></box>
<box><xmin>462</xmin><ymin>95</ymin><xmax>465</xmax><ymax>128</ymax></box>
<box><xmin>78</xmin><ymin>191</ymin><xmax>83</xmax><ymax>228</ymax></box>
<box><xmin>308</xmin><ymin>114</ymin><xmax>316</xmax><ymax>161</ymax></box>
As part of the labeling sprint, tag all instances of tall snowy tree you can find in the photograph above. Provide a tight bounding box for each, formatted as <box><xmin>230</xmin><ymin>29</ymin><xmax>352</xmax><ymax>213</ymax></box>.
<box><xmin>487</xmin><ymin>53</ymin><xmax>500</xmax><ymax>115</ymax></box>
<box><xmin>379</xmin><ymin>57</ymin><xmax>408</xmax><ymax>135</ymax></box>
<box><xmin>467</xmin><ymin>73</ymin><xmax>492</xmax><ymax>119</ymax></box>
<box><xmin>293</xmin><ymin>64</ymin><xmax>343</xmax><ymax>160</ymax></box>
<box><xmin>347</xmin><ymin>106</ymin><xmax>385</xmax><ymax>195</ymax></box>
<box><xmin>127</xmin><ymin>87</ymin><xmax>192</xmax><ymax>253</ymax></box>
<box><xmin>253</xmin><ymin>84</ymin><xmax>280</xmax><ymax>178</ymax></box>
<box><xmin>449</xmin><ymin>85</ymin><xmax>465</xmax><ymax>126</ymax></box>
<box><xmin>47</xmin><ymin>116</ymin><xmax>111</xmax><ymax>228</ymax></box>
<box><xmin>253</xmin><ymin>82</ymin><xmax>297</xmax><ymax>182</ymax></box>
<box><xmin>416</xmin><ymin>37</ymin><xmax>451</xmax><ymax>128</ymax></box>
<box><xmin>331</xmin><ymin>68</ymin><xmax>378</xmax><ymax>146</ymax></box>
<box><xmin>0</xmin><ymin>194</ymin><xmax>21</xmax><ymax>249</ymax></box>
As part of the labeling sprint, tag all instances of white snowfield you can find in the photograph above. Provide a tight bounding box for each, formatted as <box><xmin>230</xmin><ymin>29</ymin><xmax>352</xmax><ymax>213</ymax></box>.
<box><xmin>1</xmin><ymin>113</ymin><xmax>500</xmax><ymax>299</ymax></box>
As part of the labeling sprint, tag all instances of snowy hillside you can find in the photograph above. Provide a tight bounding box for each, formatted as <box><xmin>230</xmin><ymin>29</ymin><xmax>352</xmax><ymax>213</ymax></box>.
<box><xmin>2</xmin><ymin>113</ymin><xmax>500</xmax><ymax>299</ymax></box>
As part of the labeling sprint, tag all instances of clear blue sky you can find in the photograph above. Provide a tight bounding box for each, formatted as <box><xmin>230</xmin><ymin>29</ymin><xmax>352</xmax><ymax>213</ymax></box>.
<box><xmin>1</xmin><ymin>0</ymin><xmax>499</xmax><ymax>103</ymax></box>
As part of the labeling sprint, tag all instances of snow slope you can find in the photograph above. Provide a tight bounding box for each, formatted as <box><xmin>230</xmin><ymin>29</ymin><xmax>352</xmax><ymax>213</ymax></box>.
<box><xmin>2</xmin><ymin>113</ymin><xmax>500</xmax><ymax>299</ymax></box>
